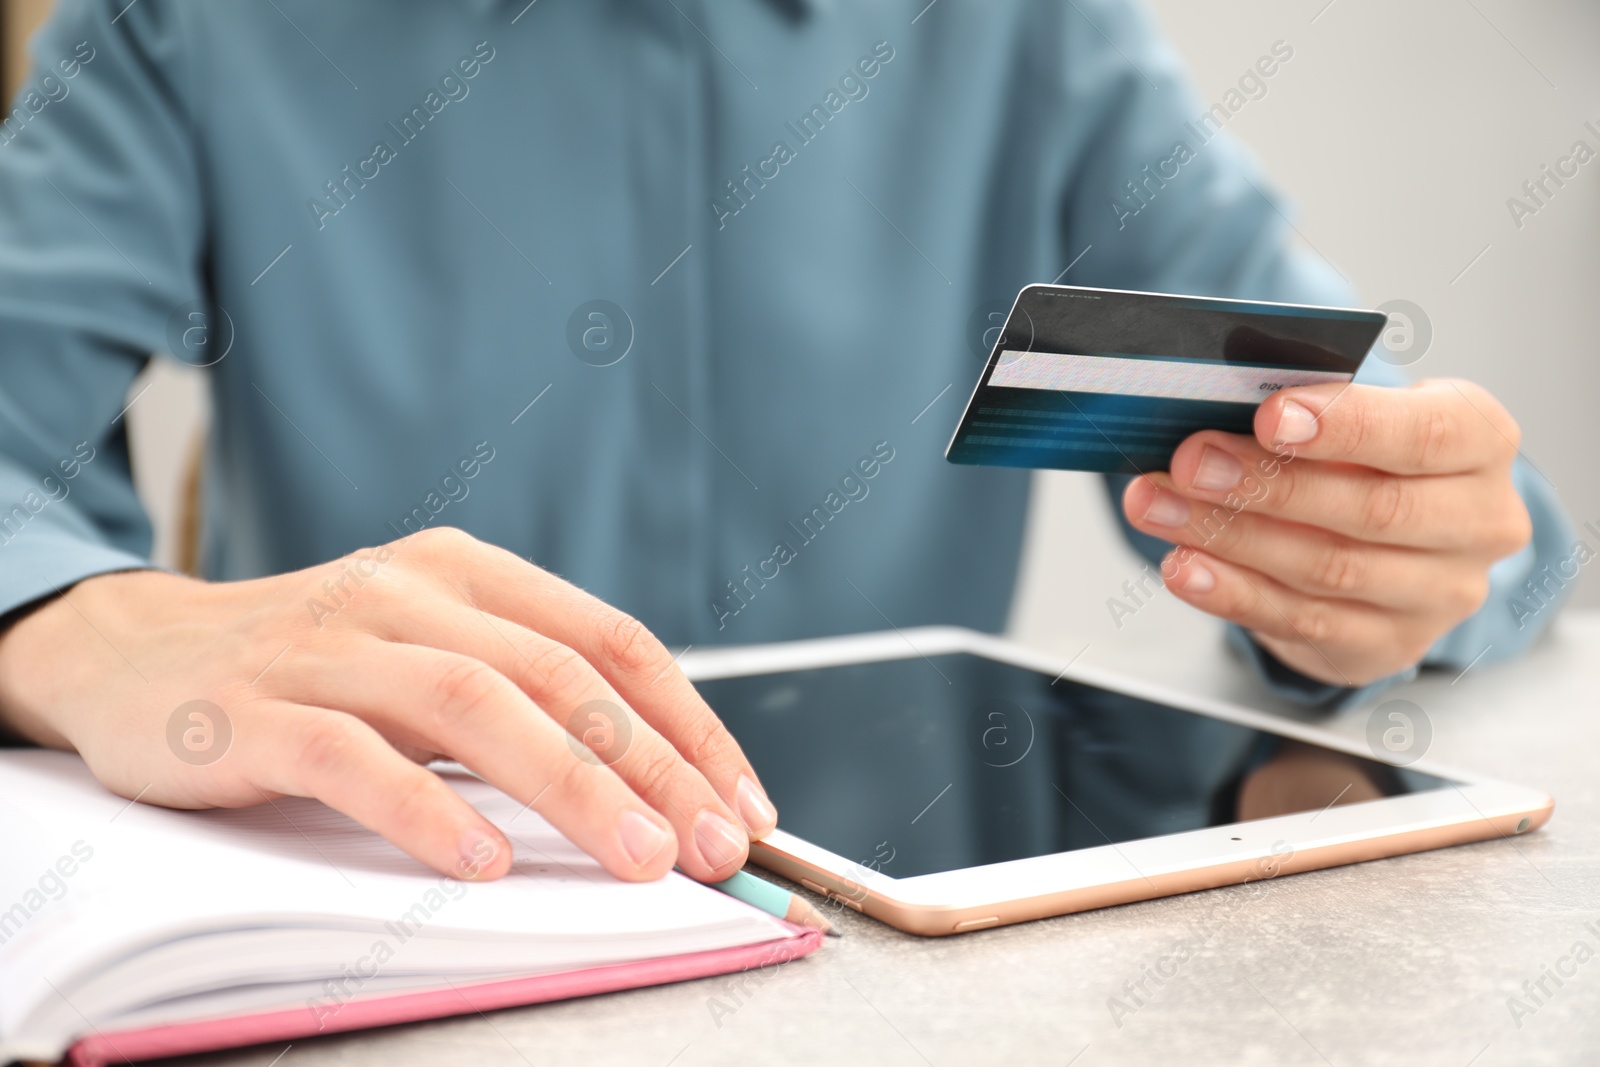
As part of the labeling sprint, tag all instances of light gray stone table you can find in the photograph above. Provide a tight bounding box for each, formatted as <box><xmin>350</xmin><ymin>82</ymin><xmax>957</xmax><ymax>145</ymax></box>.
<box><xmin>156</xmin><ymin>612</ymin><xmax>1600</xmax><ymax>1067</ymax></box>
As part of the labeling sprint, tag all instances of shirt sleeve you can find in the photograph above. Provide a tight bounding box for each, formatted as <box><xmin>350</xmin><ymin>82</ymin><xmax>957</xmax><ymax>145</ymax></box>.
<box><xmin>1053</xmin><ymin>0</ymin><xmax>1576</xmax><ymax>708</ymax></box>
<box><xmin>0</xmin><ymin>0</ymin><xmax>205</xmax><ymax>613</ymax></box>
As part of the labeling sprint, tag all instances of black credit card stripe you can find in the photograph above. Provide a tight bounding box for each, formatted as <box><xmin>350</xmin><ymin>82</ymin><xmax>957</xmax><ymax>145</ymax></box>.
<box><xmin>968</xmin><ymin>422</ymin><xmax>1184</xmax><ymax>445</ymax></box>
<box><xmin>961</xmin><ymin>435</ymin><xmax>1156</xmax><ymax>454</ymax></box>
<box><xmin>975</xmin><ymin>409</ymin><xmax>1219</xmax><ymax>429</ymax></box>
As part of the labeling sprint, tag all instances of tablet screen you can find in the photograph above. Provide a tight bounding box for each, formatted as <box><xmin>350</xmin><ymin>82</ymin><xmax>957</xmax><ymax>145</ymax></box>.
<box><xmin>697</xmin><ymin>653</ymin><xmax>1453</xmax><ymax>879</ymax></box>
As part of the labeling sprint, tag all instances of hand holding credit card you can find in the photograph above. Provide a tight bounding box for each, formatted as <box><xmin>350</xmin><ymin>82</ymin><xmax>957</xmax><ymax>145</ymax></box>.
<box><xmin>945</xmin><ymin>284</ymin><xmax>1388</xmax><ymax>474</ymax></box>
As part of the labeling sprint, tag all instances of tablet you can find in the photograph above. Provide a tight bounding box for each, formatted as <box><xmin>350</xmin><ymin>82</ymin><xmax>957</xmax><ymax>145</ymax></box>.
<box><xmin>684</xmin><ymin>628</ymin><xmax>1552</xmax><ymax>936</ymax></box>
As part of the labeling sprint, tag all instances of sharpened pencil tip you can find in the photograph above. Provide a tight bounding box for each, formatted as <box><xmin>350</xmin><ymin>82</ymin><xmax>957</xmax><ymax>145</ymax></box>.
<box><xmin>785</xmin><ymin>894</ymin><xmax>838</xmax><ymax>937</ymax></box>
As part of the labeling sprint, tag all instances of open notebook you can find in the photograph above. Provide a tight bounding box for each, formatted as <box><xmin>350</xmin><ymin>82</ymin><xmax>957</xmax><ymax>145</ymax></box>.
<box><xmin>0</xmin><ymin>751</ymin><xmax>820</xmax><ymax>1066</ymax></box>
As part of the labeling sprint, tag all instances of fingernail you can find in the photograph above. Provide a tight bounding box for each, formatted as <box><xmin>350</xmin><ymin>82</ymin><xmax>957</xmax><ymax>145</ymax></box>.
<box><xmin>735</xmin><ymin>775</ymin><xmax>777</xmax><ymax>835</ymax></box>
<box><xmin>1192</xmin><ymin>447</ymin><xmax>1242</xmax><ymax>491</ymax></box>
<box><xmin>619</xmin><ymin>810</ymin><xmax>672</xmax><ymax>867</ymax></box>
<box><xmin>457</xmin><ymin>829</ymin><xmax>500</xmax><ymax>880</ymax></box>
<box><xmin>1181</xmin><ymin>559</ymin><xmax>1216</xmax><ymax>593</ymax></box>
<box><xmin>1274</xmin><ymin>400</ymin><xmax>1319</xmax><ymax>445</ymax></box>
<box><xmin>694</xmin><ymin>810</ymin><xmax>746</xmax><ymax>873</ymax></box>
<box><xmin>1140</xmin><ymin>489</ymin><xmax>1190</xmax><ymax>528</ymax></box>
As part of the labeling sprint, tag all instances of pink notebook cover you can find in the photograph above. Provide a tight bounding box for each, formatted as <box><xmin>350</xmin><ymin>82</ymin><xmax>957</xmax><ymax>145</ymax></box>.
<box><xmin>64</xmin><ymin>927</ymin><xmax>822</xmax><ymax>1067</ymax></box>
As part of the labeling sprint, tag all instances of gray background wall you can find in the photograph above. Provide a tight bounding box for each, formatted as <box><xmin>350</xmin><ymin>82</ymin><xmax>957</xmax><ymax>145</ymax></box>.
<box><xmin>118</xmin><ymin>0</ymin><xmax>1600</xmax><ymax>650</ymax></box>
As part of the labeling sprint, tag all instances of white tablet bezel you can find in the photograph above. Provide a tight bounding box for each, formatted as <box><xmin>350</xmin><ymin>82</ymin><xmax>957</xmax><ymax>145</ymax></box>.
<box><xmin>681</xmin><ymin>627</ymin><xmax>1552</xmax><ymax>936</ymax></box>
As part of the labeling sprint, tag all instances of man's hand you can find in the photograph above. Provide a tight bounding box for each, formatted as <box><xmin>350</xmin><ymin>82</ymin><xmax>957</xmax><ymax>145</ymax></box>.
<box><xmin>0</xmin><ymin>527</ymin><xmax>778</xmax><ymax>883</ymax></box>
<box><xmin>1122</xmin><ymin>379</ymin><xmax>1532</xmax><ymax>687</ymax></box>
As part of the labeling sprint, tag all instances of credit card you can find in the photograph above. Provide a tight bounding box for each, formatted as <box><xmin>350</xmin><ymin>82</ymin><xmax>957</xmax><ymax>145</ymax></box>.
<box><xmin>945</xmin><ymin>284</ymin><xmax>1388</xmax><ymax>474</ymax></box>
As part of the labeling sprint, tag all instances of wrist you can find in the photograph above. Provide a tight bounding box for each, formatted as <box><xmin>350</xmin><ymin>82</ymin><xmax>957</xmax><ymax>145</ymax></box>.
<box><xmin>0</xmin><ymin>568</ymin><xmax>180</xmax><ymax>748</ymax></box>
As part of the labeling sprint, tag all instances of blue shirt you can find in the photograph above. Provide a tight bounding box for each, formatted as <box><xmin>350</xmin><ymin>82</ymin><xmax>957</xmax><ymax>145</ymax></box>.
<box><xmin>0</xmin><ymin>0</ymin><xmax>1573</xmax><ymax>708</ymax></box>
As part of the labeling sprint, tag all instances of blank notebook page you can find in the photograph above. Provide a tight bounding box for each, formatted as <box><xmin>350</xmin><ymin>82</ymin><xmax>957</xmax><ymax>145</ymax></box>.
<box><xmin>0</xmin><ymin>750</ymin><xmax>787</xmax><ymax>1043</ymax></box>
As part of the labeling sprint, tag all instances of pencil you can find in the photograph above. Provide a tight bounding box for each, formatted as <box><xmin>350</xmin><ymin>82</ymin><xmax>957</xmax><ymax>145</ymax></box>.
<box><xmin>708</xmin><ymin>868</ymin><xmax>839</xmax><ymax>937</ymax></box>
